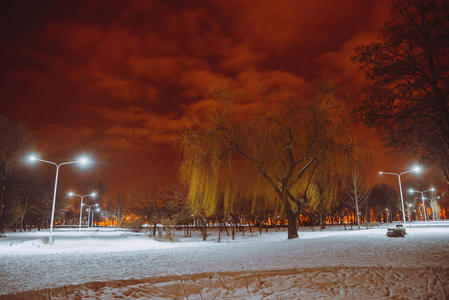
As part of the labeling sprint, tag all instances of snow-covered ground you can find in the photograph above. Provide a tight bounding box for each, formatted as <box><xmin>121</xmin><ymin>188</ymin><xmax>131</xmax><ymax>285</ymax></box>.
<box><xmin>1</xmin><ymin>222</ymin><xmax>448</xmax><ymax>299</ymax></box>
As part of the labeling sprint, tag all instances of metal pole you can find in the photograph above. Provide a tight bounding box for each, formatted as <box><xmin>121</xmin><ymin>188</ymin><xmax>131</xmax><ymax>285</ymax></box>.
<box><xmin>49</xmin><ymin>165</ymin><xmax>60</xmax><ymax>245</ymax></box>
<box><xmin>397</xmin><ymin>174</ymin><xmax>407</xmax><ymax>226</ymax></box>
<box><xmin>421</xmin><ymin>192</ymin><xmax>427</xmax><ymax>222</ymax></box>
<box><xmin>29</xmin><ymin>156</ymin><xmax>88</xmax><ymax>245</ymax></box>
<box><xmin>87</xmin><ymin>207</ymin><xmax>91</xmax><ymax>228</ymax></box>
<box><xmin>79</xmin><ymin>196</ymin><xmax>84</xmax><ymax>231</ymax></box>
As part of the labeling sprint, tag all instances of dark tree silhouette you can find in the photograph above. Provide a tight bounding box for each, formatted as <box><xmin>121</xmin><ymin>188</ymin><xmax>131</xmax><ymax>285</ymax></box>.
<box><xmin>0</xmin><ymin>115</ymin><xmax>34</xmax><ymax>231</ymax></box>
<box><xmin>352</xmin><ymin>0</ymin><xmax>449</xmax><ymax>182</ymax></box>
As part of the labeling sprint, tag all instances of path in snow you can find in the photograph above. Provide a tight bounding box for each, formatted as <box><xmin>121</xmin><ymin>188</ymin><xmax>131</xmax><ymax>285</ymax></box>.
<box><xmin>2</xmin><ymin>267</ymin><xmax>448</xmax><ymax>299</ymax></box>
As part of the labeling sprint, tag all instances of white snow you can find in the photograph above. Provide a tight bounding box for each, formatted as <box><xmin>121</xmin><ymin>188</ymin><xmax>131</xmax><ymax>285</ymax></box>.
<box><xmin>1</xmin><ymin>222</ymin><xmax>448</xmax><ymax>299</ymax></box>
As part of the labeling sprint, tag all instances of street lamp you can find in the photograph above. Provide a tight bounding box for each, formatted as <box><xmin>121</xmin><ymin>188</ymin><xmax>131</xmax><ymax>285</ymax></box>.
<box><xmin>379</xmin><ymin>166</ymin><xmax>421</xmax><ymax>226</ymax></box>
<box><xmin>84</xmin><ymin>204</ymin><xmax>98</xmax><ymax>227</ymax></box>
<box><xmin>28</xmin><ymin>154</ymin><xmax>90</xmax><ymax>244</ymax></box>
<box><xmin>408</xmin><ymin>188</ymin><xmax>434</xmax><ymax>223</ymax></box>
<box><xmin>68</xmin><ymin>191</ymin><xmax>96</xmax><ymax>230</ymax></box>
<box><xmin>90</xmin><ymin>207</ymin><xmax>100</xmax><ymax>227</ymax></box>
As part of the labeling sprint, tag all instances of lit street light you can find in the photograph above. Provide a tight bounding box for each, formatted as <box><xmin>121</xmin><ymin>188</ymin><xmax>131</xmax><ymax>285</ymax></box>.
<box><xmin>85</xmin><ymin>204</ymin><xmax>99</xmax><ymax>227</ymax></box>
<box><xmin>379</xmin><ymin>166</ymin><xmax>421</xmax><ymax>226</ymax></box>
<box><xmin>408</xmin><ymin>188</ymin><xmax>434</xmax><ymax>223</ymax></box>
<box><xmin>90</xmin><ymin>207</ymin><xmax>100</xmax><ymax>227</ymax></box>
<box><xmin>68</xmin><ymin>191</ymin><xmax>96</xmax><ymax>230</ymax></box>
<box><xmin>28</xmin><ymin>154</ymin><xmax>90</xmax><ymax>244</ymax></box>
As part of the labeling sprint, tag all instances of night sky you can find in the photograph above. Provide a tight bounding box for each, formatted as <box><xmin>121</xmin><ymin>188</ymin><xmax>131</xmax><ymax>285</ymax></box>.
<box><xmin>1</xmin><ymin>0</ymin><xmax>407</xmax><ymax>195</ymax></box>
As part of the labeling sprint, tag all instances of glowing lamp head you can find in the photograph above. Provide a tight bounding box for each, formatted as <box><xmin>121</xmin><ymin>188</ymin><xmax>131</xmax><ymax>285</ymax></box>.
<box><xmin>91</xmin><ymin>192</ymin><xmax>97</xmax><ymax>197</ymax></box>
<box><xmin>28</xmin><ymin>155</ymin><xmax>38</xmax><ymax>163</ymax></box>
<box><xmin>408</xmin><ymin>189</ymin><xmax>414</xmax><ymax>194</ymax></box>
<box><xmin>412</xmin><ymin>166</ymin><xmax>422</xmax><ymax>173</ymax></box>
<box><xmin>95</xmin><ymin>203</ymin><xmax>99</xmax><ymax>206</ymax></box>
<box><xmin>430</xmin><ymin>187</ymin><xmax>435</xmax><ymax>192</ymax></box>
<box><xmin>78</xmin><ymin>156</ymin><xmax>89</xmax><ymax>165</ymax></box>
<box><xmin>379</xmin><ymin>171</ymin><xmax>383</xmax><ymax>175</ymax></box>
<box><xmin>68</xmin><ymin>191</ymin><xmax>74</xmax><ymax>197</ymax></box>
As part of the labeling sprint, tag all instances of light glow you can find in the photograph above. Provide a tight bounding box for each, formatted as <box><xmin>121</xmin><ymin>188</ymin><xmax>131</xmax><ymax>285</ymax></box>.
<box><xmin>78</xmin><ymin>156</ymin><xmax>90</xmax><ymax>165</ymax></box>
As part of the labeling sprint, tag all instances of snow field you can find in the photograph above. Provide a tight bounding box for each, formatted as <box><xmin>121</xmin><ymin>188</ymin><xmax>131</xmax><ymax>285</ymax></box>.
<box><xmin>1</xmin><ymin>222</ymin><xmax>448</xmax><ymax>299</ymax></box>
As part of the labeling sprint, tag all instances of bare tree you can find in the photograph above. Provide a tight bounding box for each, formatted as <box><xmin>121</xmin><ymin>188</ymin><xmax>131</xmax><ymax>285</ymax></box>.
<box><xmin>343</xmin><ymin>160</ymin><xmax>371</xmax><ymax>230</ymax></box>
<box><xmin>130</xmin><ymin>179</ymin><xmax>164</xmax><ymax>235</ymax></box>
<box><xmin>307</xmin><ymin>160</ymin><xmax>341</xmax><ymax>231</ymax></box>
<box><xmin>0</xmin><ymin>115</ymin><xmax>34</xmax><ymax>230</ymax></box>
<box><xmin>352</xmin><ymin>0</ymin><xmax>449</xmax><ymax>184</ymax></box>
<box><xmin>105</xmin><ymin>192</ymin><xmax>130</xmax><ymax>228</ymax></box>
<box><xmin>9</xmin><ymin>169</ymin><xmax>42</xmax><ymax>231</ymax></box>
<box><xmin>178</xmin><ymin>82</ymin><xmax>351</xmax><ymax>239</ymax></box>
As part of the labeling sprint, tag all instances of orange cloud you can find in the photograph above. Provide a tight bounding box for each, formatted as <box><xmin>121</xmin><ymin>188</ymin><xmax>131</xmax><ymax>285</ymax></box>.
<box><xmin>0</xmin><ymin>0</ymin><xmax>401</xmax><ymax>193</ymax></box>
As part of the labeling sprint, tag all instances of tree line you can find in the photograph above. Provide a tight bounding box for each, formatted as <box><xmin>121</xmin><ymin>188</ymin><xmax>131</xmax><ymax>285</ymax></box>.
<box><xmin>1</xmin><ymin>0</ymin><xmax>448</xmax><ymax>240</ymax></box>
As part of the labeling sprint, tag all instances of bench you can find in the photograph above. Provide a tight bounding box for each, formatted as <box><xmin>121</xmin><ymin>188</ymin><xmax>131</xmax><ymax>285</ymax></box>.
<box><xmin>386</xmin><ymin>224</ymin><xmax>406</xmax><ymax>237</ymax></box>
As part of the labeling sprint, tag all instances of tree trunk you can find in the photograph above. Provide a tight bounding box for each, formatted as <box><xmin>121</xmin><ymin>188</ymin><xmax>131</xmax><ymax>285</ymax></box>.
<box><xmin>319</xmin><ymin>205</ymin><xmax>325</xmax><ymax>231</ymax></box>
<box><xmin>286</xmin><ymin>206</ymin><xmax>298</xmax><ymax>239</ymax></box>
<box><xmin>224</xmin><ymin>222</ymin><xmax>229</xmax><ymax>236</ymax></box>
<box><xmin>0</xmin><ymin>185</ymin><xmax>5</xmax><ymax>228</ymax></box>
<box><xmin>19</xmin><ymin>214</ymin><xmax>25</xmax><ymax>232</ymax></box>
<box><xmin>202</xmin><ymin>222</ymin><xmax>207</xmax><ymax>241</ymax></box>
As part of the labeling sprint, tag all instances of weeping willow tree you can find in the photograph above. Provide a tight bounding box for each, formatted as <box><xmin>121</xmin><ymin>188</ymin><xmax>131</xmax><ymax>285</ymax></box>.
<box><xmin>178</xmin><ymin>82</ymin><xmax>351</xmax><ymax>239</ymax></box>
<box><xmin>307</xmin><ymin>152</ymin><xmax>343</xmax><ymax>230</ymax></box>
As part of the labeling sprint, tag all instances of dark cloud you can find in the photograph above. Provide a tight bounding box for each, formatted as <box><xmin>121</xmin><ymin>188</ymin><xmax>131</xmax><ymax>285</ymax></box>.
<box><xmin>0</xmin><ymin>0</ymin><xmax>395</xmax><ymax>193</ymax></box>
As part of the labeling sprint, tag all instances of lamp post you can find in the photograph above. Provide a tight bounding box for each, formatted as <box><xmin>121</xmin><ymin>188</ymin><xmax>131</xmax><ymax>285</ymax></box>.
<box><xmin>408</xmin><ymin>188</ymin><xmax>434</xmax><ymax>223</ymax></box>
<box><xmin>90</xmin><ymin>207</ymin><xmax>100</xmax><ymax>227</ymax></box>
<box><xmin>68</xmin><ymin>191</ymin><xmax>96</xmax><ymax>230</ymax></box>
<box><xmin>379</xmin><ymin>166</ymin><xmax>421</xmax><ymax>226</ymax></box>
<box><xmin>28</xmin><ymin>155</ymin><xmax>90</xmax><ymax>244</ymax></box>
<box><xmin>85</xmin><ymin>204</ymin><xmax>98</xmax><ymax>227</ymax></box>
